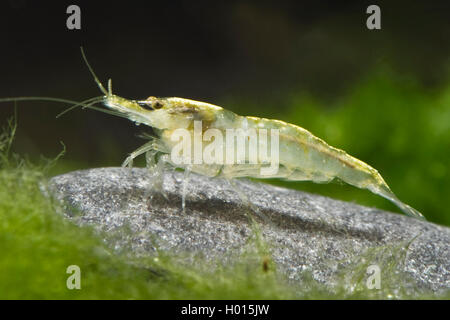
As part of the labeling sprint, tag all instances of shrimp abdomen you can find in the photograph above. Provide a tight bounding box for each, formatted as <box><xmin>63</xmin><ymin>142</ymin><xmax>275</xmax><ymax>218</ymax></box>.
<box><xmin>249</xmin><ymin>117</ymin><xmax>425</xmax><ymax>219</ymax></box>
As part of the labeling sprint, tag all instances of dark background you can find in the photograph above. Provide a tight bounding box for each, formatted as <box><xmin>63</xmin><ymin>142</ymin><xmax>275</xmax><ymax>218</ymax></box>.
<box><xmin>1</xmin><ymin>1</ymin><xmax>449</xmax><ymax>224</ymax></box>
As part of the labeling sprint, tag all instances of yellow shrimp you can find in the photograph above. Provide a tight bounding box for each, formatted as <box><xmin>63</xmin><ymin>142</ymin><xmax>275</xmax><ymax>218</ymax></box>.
<box><xmin>0</xmin><ymin>49</ymin><xmax>425</xmax><ymax>220</ymax></box>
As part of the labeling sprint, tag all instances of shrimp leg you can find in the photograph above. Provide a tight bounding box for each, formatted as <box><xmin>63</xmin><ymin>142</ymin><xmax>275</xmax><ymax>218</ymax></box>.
<box><xmin>122</xmin><ymin>140</ymin><xmax>156</xmax><ymax>168</ymax></box>
<box><xmin>146</xmin><ymin>154</ymin><xmax>171</xmax><ymax>205</ymax></box>
<box><xmin>181</xmin><ymin>166</ymin><xmax>191</xmax><ymax>213</ymax></box>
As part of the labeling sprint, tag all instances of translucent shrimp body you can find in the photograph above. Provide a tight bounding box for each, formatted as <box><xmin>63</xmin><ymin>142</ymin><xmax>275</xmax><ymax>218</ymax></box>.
<box><xmin>102</xmin><ymin>91</ymin><xmax>424</xmax><ymax>220</ymax></box>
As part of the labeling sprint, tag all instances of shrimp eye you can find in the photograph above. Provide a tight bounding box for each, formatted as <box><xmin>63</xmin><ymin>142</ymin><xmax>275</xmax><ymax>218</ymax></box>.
<box><xmin>153</xmin><ymin>101</ymin><xmax>163</xmax><ymax>109</ymax></box>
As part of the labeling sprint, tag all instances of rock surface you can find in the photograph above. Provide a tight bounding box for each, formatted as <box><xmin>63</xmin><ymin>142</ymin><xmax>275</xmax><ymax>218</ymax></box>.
<box><xmin>48</xmin><ymin>167</ymin><xmax>449</xmax><ymax>295</ymax></box>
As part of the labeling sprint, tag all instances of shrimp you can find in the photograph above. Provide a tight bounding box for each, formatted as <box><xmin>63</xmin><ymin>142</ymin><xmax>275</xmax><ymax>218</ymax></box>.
<box><xmin>0</xmin><ymin>48</ymin><xmax>425</xmax><ymax>220</ymax></box>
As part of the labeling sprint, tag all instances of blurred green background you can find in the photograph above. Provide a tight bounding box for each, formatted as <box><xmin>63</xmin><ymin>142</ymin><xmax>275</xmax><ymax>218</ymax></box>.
<box><xmin>1</xmin><ymin>1</ymin><xmax>449</xmax><ymax>225</ymax></box>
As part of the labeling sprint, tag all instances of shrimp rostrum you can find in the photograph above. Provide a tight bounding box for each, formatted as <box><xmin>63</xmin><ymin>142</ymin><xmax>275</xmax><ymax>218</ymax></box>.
<box><xmin>0</xmin><ymin>49</ymin><xmax>425</xmax><ymax>220</ymax></box>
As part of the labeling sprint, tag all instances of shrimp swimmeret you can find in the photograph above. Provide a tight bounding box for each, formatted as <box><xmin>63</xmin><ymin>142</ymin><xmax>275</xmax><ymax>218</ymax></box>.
<box><xmin>0</xmin><ymin>49</ymin><xmax>425</xmax><ymax>220</ymax></box>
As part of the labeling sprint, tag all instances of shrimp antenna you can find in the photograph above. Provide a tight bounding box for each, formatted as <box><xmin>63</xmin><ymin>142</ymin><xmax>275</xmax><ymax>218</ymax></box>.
<box><xmin>80</xmin><ymin>46</ymin><xmax>108</xmax><ymax>96</ymax></box>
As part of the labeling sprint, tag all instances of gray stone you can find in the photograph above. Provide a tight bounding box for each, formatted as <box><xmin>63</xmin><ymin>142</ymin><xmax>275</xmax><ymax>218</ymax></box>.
<box><xmin>48</xmin><ymin>167</ymin><xmax>449</xmax><ymax>296</ymax></box>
